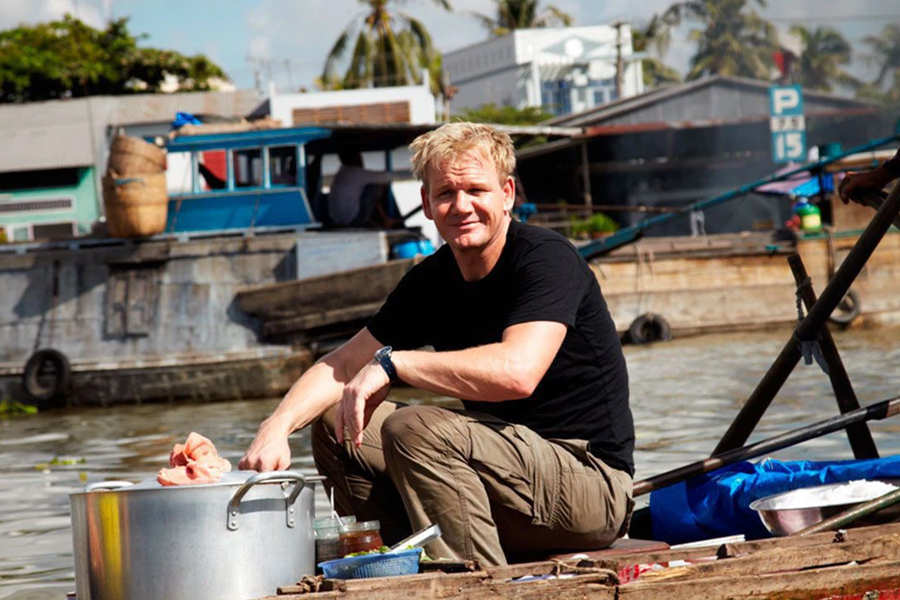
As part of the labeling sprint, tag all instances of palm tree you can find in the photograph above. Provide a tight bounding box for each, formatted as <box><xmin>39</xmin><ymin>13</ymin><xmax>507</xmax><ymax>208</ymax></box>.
<box><xmin>664</xmin><ymin>0</ymin><xmax>779</xmax><ymax>81</ymax></box>
<box><xmin>789</xmin><ymin>25</ymin><xmax>854</xmax><ymax>92</ymax></box>
<box><xmin>321</xmin><ymin>0</ymin><xmax>451</xmax><ymax>95</ymax></box>
<box><xmin>857</xmin><ymin>23</ymin><xmax>900</xmax><ymax>105</ymax></box>
<box><xmin>472</xmin><ymin>0</ymin><xmax>573</xmax><ymax>37</ymax></box>
<box><xmin>632</xmin><ymin>15</ymin><xmax>682</xmax><ymax>87</ymax></box>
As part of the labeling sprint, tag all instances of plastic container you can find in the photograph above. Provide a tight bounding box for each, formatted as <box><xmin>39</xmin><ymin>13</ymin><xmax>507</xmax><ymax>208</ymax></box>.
<box><xmin>392</xmin><ymin>239</ymin><xmax>435</xmax><ymax>259</ymax></box>
<box><xmin>314</xmin><ymin>515</ymin><xmax>355</xmax><ymax>565</ymax></box>
<box><xmin>318</xmin><ymin>548</ymin><xmax>422</xmax><ymax>579</ymax></box>
<box><xmin>338</xmin><ymin>520</ymin><xmax>384</xmax><ymax>556</ymax></box>
<box><xmin>793</xmin><ymin>201</ymin><xmax>822</xmax><ymax>233</ymax></box>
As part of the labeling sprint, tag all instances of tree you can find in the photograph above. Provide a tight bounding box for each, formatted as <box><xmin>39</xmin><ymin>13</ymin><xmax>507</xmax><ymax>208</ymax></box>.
<box><xmin>664</xmin><ymin>0</ymin><xmax>779</xmax><ymax>81</ymax></box>
<box><xmin>857</xmin><ymin>23</ymin><xmax>900</xmax><ymax>106</ymax></box>
<box><xmin>456</xmin><ymin>103</ymin><xmax>552</xmax><ymax>125</ymax></box>
<box><xmin>322</xmin><ymin>0</ymin><xmax>451</xmax><ymax>95</ymax></box>
<box><xmin>790</xmin><ymin>25</ymin><xmax>854</xmax><ymax>92</ymax></box>
<box><xmin>0</xmin><ymin>15</ymin><xmax>228</xmax><ymax>103</ymax></box>
<box><xmin>472</xmin><ymin>0</ymin><xmax>573</xmax><ymax>37</ymax></box>
<box><xmin>632</xmin><ymin>15</ymin><xmax>682</xmax><ymax>87</ymax></box>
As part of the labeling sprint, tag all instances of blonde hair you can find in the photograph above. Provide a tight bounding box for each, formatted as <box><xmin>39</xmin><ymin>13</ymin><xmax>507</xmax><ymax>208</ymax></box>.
<box><xmin>409</xmin><ymin>122</ymin><xmax>516</xmax><ymax>189</ymax></box>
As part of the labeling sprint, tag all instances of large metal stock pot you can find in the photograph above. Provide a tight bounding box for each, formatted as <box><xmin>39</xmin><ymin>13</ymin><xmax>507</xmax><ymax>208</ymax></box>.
<box><xmin>69</xmin><ymin>470</ymin><xmax>322</xmax><ymax>600</ymax></box>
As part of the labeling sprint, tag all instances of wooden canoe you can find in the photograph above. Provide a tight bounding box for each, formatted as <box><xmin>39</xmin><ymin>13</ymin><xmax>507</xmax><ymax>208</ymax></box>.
<box><xmin>264</xmin><ymin>521</ymin><xmax>900</xmax><ymax>600</ymax></box>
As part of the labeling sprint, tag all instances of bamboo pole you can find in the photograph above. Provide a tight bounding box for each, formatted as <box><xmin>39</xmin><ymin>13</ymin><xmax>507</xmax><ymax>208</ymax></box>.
<box><xmin>796</xmin><ymin>487</ymin><xmax>900</xmax><ymax>536</ymax></box>
<box><xmin>787</xmin><ymin>254</ymin><xmax>879</xmax><ymax>459</ymax></box>
<box><xmin>712</xmin><ymin>184</ymin><xmax>900</xmax><ymax>455</ymax></box>
<box><xmin>632</xmin><ymin>395</ymin><xmax>900</xmax><ymax>497</ymax></box>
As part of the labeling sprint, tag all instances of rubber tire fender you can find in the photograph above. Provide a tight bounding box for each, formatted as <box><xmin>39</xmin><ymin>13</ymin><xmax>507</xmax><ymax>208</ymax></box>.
<box><xmin>828</xmin><ymin>289</ymin><xmax>862</xmax><ymax>326</ymax></box>
<box><xmin>22</xmin><ymin>348</ymin><xmax>71</xmax><ymax>406</ymax></box>
<box><xmin>628</xmin><ymin>313</ymin><xmax>672</xmax><ymax>345</ymax></box>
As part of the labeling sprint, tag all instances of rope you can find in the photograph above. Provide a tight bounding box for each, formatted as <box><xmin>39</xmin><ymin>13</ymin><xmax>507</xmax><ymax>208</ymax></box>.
<box><xmin>794</xmin><ymin>277</ymin><xmax>830</xmax><ymax>375</ymax></box>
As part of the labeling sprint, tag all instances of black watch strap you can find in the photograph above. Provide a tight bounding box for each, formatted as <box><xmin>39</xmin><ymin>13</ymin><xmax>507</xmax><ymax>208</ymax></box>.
<box><xmin>375</xmin><ymin>346</ymin><xmax>399</xmax><ymax>383</ymax></box>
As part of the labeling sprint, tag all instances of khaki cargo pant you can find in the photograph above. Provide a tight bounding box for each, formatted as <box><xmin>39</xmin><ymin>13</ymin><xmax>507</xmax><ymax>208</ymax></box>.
<box><xmin>312</xmin><ymin>401</ymin><xmax>634</xmax><ymax>567</ymax></box>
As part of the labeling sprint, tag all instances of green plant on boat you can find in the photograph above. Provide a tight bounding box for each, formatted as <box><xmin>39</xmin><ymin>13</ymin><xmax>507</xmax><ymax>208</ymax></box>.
<box><xmin>0</xmin><ymin>397</ymin><xmax>38</xmax><ymax>419</ymax></box>
<box><xmin>569</xmin><ymin>212</ymin><xmax>618</xmax><ymax>240</ymax></box>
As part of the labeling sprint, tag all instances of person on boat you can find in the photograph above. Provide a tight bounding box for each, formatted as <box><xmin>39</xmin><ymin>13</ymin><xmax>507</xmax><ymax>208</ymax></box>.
<box><xmin>239</xmin><ymin>122</ymin><xmax>635</xmax><ymax>566</ymax></box>
<box><xmin>328</xmin><ymin>151</ymin><xmax>401</xmax><ymax>228</ymax></box>
<box><xmin>839</xmin><ymin>148</ymin><xmax>900</xmax><ymax>204</ymax></box>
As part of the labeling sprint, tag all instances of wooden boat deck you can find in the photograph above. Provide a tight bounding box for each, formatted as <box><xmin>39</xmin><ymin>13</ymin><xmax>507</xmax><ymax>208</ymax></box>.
<box><xmin>264</xmin><ymin>522</ymin><xmax>900</xmax><ymax>600</ymax></box>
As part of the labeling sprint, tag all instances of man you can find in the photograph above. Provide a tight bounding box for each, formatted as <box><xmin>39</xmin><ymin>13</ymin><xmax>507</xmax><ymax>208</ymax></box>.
<box><xmin>839</xmin><ymin>148</ymin><xmax>900</xmax><ymax>204</ymax></box>
<box><xmin>328</xmin><ymin>151</ymin><xmax>397</xmax><ymax>227</ymax></box>
<box><xmin>240</xmin><ymin>122</ymin><xmax>634</xmax><ymax>566</ymax></box>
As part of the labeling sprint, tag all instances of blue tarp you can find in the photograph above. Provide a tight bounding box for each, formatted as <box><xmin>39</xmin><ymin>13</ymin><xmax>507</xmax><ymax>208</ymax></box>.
<box><xmin>171</xmin><ymin>111</ymin><xmax>202</xmax><ymax>130</ymax></box>
<box><xmin>649</xmin><ymin>455</ymin><xmax>900</xmax><ymax>544</ymax></box>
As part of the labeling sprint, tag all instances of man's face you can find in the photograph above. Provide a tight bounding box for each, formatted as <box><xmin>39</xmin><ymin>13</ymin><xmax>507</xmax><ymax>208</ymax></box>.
<box><xmin>420</xmin><ymin>149</ymin><xmax>514</xmax><ymax>252</ymax></box>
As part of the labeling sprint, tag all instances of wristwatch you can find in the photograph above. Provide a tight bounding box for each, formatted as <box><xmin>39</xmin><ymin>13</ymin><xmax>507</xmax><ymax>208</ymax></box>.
<box><xmin>374</xmin><ymin>346</ymin><xmax>399</xmax><ymax>383</ymax></box>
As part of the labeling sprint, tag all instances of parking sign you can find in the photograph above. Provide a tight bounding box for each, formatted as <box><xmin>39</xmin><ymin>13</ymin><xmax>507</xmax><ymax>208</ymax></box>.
<box><xmin>769</xmin><ymin>85</ymin><xmax>806</xmax><ymax>163</ymax></box>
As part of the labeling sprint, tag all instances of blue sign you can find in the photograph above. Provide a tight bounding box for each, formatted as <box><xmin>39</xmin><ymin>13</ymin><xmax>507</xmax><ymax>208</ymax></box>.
<box><xmin>769</xmin><ymin>85</ymin><xmax>806</xmax><ymax>163</ymax></box>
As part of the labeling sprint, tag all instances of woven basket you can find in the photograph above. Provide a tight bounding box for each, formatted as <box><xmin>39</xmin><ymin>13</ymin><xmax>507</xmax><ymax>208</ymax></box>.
<box><xmin>318</xmin><ymin>548</ymin><xmax>422</xmax><ymax>580</ymax></box>
<box><xmin>108</xmin><ymin>136</ymin><xmax>166</xmax><ymax>175</ymax></box>
<box><xmin>103</xmin><ymin>172</ymin><xmax>169</xmax><ymax>238</ymax></box>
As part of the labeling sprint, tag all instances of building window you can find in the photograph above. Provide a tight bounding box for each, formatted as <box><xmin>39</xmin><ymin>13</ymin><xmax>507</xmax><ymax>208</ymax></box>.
<box><xmin>32</xmin><ymin>222</ymin><xmax>77</xmax><ymax>240</ymax></box>
<box><xmin>541</xmin><ymin>81</ymin><xmax>572</xmax><ymax>115</ymax></box>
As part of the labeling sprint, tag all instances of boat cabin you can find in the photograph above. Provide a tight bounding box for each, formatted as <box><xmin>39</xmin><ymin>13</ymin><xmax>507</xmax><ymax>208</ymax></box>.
<box><xmin>165</xmin><ymin>126</ymin><xmax>331</xmax><ymax>233</ymax></box>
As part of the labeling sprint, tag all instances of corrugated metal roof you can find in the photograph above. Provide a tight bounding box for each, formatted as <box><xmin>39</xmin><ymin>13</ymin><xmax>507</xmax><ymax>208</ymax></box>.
<box><xmin>544</xmin><ymin>75</ymin><xmax>877</xmax><ymax>128</ymax></box>
<box><xmin>0</xmin><ymin>90</ymin><xmax>261</xmax><ymax>174</ymax></box>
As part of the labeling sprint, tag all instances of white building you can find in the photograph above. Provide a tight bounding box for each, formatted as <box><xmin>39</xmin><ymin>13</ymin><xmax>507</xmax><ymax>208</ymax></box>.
<box><xmin>444</xmin><ymin>26</ymin><xmax>644</xmax><ymax>116</ymax></box>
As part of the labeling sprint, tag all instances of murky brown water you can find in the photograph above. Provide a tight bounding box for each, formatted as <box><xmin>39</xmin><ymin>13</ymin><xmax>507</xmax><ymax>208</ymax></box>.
<box><xmin>3</xmin><ymin>326</ymin><xmax>900</xmax><ymax>599</ymax></box>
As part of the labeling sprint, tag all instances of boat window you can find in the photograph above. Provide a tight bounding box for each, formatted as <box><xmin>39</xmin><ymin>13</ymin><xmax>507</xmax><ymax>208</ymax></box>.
<box><xmin>269</xmin><ymin>146</ymin><xmax>298</xmax><ymax>187</ymax></box>
<box><xmin>234</xmin><ymin>149</ymin><xmax>263</xmax><ymax>188</ymax></box>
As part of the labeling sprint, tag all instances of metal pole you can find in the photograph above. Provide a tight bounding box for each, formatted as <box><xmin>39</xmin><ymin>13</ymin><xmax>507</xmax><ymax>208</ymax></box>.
<box><xmin>633</xmin><ymin>395</ymin><xmax>900</xmax><ymax>497</ymax></box>
<box><xmin>788</xmin><ymin>254</ymin><xmax>879</xmax><ymax>459</ymax></box>
<box><xmin>713</xmin><ymin>184</ymin><xmax>900</xmax><ymax>454</ymax></box>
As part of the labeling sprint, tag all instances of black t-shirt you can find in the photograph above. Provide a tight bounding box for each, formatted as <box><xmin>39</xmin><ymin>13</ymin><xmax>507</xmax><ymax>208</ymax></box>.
<box><xmin>367</xmin><ymin>220</ymin><xmax>634</xmax><ymax>475</ymax></box>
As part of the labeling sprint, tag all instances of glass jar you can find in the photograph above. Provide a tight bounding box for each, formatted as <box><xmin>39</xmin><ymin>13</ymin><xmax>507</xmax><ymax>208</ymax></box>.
<box><xmin>314</xmin><ymin>515</ymin><xmax>356</xmax><ymax>565</ymax></box>
<box><xmin>337</xmin><ymin>520</ymin><xmax>384</xmax><ymax>556</ymax></box>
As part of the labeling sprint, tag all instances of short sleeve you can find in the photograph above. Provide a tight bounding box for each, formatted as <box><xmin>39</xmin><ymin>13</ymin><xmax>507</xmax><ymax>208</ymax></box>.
<box><xmin>366</xmin><ymin>265</ymin><xmax>429</xmax><ymax>350</ymax></box>
<box><xmin>504</xmin><ymin>239</ymin><xmax>587</xmax><ymax>329</ymax></box>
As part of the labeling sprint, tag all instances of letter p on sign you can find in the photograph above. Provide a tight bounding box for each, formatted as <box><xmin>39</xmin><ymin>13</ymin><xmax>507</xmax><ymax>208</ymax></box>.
<box><xmin>772</xmin><ymin>88</ymin><xmax>800</xmax><ymax>115</ymax></box>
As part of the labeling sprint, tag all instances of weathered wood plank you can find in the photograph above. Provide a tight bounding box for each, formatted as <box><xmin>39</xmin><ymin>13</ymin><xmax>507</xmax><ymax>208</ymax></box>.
<box><xmin>263</xmin><ymin>302</ymin><xmax>384</xmax><ymax>336</ymax></box>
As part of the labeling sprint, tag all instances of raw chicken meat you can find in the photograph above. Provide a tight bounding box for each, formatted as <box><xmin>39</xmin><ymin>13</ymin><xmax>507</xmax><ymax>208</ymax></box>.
<box><xmin>158</xmin><ymin>432</ymin><xmax>232</xmax><ymax>486</ymax></box>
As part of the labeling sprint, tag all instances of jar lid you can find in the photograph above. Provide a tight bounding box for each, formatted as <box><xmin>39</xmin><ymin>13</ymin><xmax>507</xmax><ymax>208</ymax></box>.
<box><xmin>339</xmin><ymin>519</ymin><xmax>380</xmax><ymax>533</ymax></box>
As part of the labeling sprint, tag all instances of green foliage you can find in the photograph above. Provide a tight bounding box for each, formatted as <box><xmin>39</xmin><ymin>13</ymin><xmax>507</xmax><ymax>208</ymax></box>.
<box><xmin>569</xmin><ymin>212</ymin><xmax>618</xmax><ymax>239</ymax></box>
<box><xmin>0</xmin><ymin>398</ymin><xmax>38</xmax><ymax>418</ymax></box>
<box><xmin>34</xmin><ymin>456</ymin><xmax>87</xmax><ymax>470</ymax></box>
<box><xmin>791</xmin><ymin>25</ymin><xmax>855</xmax><ymax>92</ymax></box>
<box><xmin>664</xmin><ymin>0</ymin><xmax>778</xmax><ymax>81</ymax></box>
<box><xmin>456</xmin><ymin>103</ymin><xmax>553</xmax><ymax>125</ymax></box>
<box><xmin>0</xmin><ymin>14</ymin><xmax>228</xmax><ymax>103</ymax></box>
<box><xmin>857</xmin><ymin>23</ymin><xmax>900</xmax><ymax>107</ymax></box>
<box><xmin>322</xmin><ymin>0</ymin><xmax>451</xmax><ymax>96</ymax></box>
<box><xmin>632</xmin><ymin>16</ymin><xmax>682</xmax><ymax>87</ymax></box>
<box><xmin>472</xmin><ymin>0</ymin><xmax>574</xmax><ymax>37</ymax></box>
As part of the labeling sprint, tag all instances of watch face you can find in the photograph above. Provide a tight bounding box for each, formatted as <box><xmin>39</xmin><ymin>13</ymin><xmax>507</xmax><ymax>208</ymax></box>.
<box><xmin>375</xmin><ymin>346</ymin><xmax>392</xmax><ymax>360</ymax></box>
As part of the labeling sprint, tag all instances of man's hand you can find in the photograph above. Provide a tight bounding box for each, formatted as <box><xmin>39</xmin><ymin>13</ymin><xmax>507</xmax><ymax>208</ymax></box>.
<box><xmin>839</xmin><ymin>167</ymin><xmax>892</xmax><ymax>205</ymax></box>
<box><xmin>335</xmin><ymin>361</ymin><xmax>391</xmax><ymax>447</ymax></box>
<box><xmin>238</xmin><ymin>416</ymin><xmax>293</xmax><ymax>471</ymax></box>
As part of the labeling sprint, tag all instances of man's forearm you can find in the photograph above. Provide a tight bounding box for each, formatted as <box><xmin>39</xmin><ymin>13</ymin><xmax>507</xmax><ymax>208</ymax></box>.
<box><xmin>392</xmin><ymin>345</ymin><xmax>538</xmax><ymax>402</ymax></box>
<box><xmin>260</xmin><ymin>358</ymin><xmax>350</xmax><ymax>435</ymax></box>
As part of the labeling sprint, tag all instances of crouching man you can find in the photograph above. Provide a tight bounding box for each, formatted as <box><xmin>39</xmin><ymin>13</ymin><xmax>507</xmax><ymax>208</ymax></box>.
<box><xmin>240</xmin><ymin>122</ymin><xmax>635</xmax><ymax>566</ymax></box>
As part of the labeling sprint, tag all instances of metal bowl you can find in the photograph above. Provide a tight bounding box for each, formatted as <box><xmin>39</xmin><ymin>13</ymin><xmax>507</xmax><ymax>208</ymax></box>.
<box><xmin>749</xmin><ymin>482</ymin><xmax>900</xmax><ymax>537</ymax></box>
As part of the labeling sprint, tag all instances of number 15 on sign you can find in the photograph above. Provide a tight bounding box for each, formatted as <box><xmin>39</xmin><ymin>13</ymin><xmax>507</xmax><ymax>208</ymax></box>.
<box><xmin>773</xmin><ymin>131</ymin><xmax>806</xmax><ymax>162</ymax></box>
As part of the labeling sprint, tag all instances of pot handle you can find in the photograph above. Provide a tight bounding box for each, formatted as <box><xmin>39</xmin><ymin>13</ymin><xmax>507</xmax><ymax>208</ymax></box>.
<box><xmin>228</xmin><ymin>471</ymin><xmax>307</xmax><ymax>531</ymax></box>
<box><xmin>84</xmin><ymin>481</ymin><xmax>135</xmax><ymax>493</ymax></box>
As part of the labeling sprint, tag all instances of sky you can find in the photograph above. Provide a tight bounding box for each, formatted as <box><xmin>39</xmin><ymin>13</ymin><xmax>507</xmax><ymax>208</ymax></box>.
<box><xmin>2</xmin><ymin>0</ymin><xmax>899</xmax><ymax>94</ymax></box>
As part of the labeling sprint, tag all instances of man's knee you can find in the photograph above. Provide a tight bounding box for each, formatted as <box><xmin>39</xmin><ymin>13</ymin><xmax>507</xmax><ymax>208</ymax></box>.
<box><xmin>381</xmin><ymin>405</ymin><xmax>455</xmax><ymax>461</ymax></box>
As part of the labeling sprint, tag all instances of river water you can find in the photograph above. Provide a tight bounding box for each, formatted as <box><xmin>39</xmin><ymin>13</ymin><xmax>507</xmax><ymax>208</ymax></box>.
<box><xmin>2</xmin><ymin>326</ymin><xmax>900</xmax><ymax>599</ymax></box>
